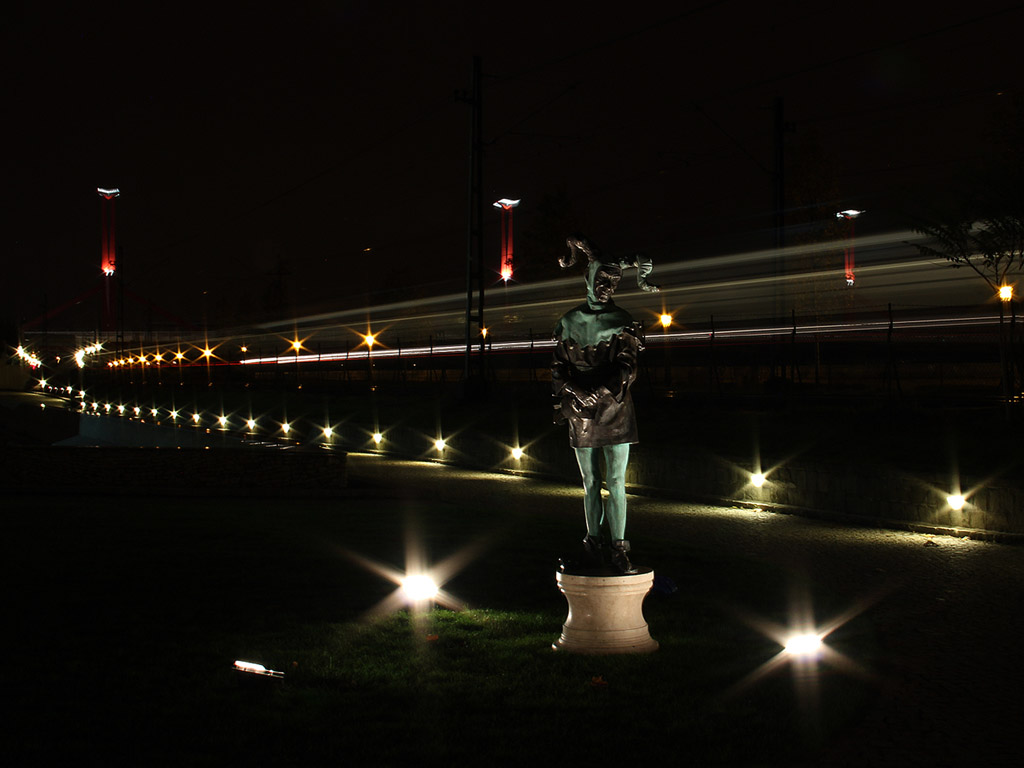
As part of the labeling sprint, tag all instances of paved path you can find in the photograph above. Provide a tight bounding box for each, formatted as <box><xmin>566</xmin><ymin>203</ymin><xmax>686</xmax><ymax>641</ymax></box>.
<box><xmin>349</xmin><ymin>454</ymin><xmax>1024</xmax><ymax>765</ymax></box>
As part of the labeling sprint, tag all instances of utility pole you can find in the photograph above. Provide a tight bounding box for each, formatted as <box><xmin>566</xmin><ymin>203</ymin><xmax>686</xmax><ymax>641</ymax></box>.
<box><xmin>460</xmin><ymin>56</ymin><xmax>485</xmax><ymax>386</ymax></box>
<box><xmin>772</xmin><ymin>96</ymin><xmax>785</xmax><ymax>325</ymax></box>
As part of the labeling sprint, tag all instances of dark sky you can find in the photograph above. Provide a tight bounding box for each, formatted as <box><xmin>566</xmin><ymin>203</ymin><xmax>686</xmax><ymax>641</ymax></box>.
<box><xmin>5</xmin><ymin>1</ymin><xmax>1023</xmax><ymax>332</ymax></box>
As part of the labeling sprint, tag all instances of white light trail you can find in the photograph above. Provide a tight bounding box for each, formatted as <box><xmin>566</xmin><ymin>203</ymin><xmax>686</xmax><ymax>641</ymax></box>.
<box><xmin>238</xmin><ymin>313</ymin><xmax>1002</xmax><ymax>365</ymax></box>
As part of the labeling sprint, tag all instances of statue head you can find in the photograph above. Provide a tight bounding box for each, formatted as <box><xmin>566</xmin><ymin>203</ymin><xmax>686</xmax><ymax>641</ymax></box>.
<box><xmin>586</xmin><ymin>260</ymin><xmax>623</xmax><ymax>308</ymax></box>
<box><xmin>561</xmin><ymin>235</ymin><xmax>660</xmax><ymax>301</ymax></box>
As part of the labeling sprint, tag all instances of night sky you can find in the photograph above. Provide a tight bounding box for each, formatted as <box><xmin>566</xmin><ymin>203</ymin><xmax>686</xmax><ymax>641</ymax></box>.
<box><xmin>5</xmin><ymin>1</ymin><xmax>1022</xmax><ymax>333</ymax></box>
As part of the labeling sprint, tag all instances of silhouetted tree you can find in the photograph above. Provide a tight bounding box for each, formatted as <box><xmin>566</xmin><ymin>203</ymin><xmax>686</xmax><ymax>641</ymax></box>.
<box><xmin>912</xmin><ymin>179</ymin><xmax>1024</xmax><ymax>404</ymax></box>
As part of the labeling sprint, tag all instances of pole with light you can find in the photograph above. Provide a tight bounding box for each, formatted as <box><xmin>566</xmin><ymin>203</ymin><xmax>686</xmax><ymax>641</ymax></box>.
<box><xmin>97</xmin><ymin>187</ymin><xmax>120</xmax><ymax>352</ymax></box>
<box><xmin>659</xmin><ymin>312</ymin><xmax>673</xmax><ymax>387</ymax></box>
<box><xmin>493</xmin><ymin>198</ymin><xmax>520</xmax><ymax>283</ymax></box>
<box><xmin>835</xmin><ymin>209</ymin><xmax>864</xmax><ymax>286</ymax></box>
<box><xmin>291</xmin><ymin>336</ymin><xmax>303</xmax><ymax>389</ymax></box>
<box><xmin>998</xmin><ymin>283</ymin><xmax>1015</xmax><ymax>402</ymax></box>
<box><xmin>364</xmin><ymin>331</ymin><xmax>376</xmax><ymax>390</ymax></box>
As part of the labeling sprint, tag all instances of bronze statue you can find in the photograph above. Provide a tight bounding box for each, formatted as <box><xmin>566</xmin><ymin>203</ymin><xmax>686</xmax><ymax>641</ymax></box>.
<box><xmin>552</xmin><ymin>235</ymin><xmax>658</xmax><ymax>574</ymax></box>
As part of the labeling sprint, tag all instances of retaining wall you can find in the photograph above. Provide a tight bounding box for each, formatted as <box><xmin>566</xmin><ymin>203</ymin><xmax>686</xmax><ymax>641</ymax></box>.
<box><xmin>15</xmin><ymin>409</ymin><xmax>1023</xmax><ymax>538</ymax></box>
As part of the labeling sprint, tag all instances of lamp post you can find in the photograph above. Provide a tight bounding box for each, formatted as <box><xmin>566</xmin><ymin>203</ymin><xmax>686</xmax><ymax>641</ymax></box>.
<box><xmin>291</xmin><ymin>337</ymin><xmax>303</xmax><ymax>389</ymax></box>
<box><xmin>659</xmin><ymin>313</ymin><xmax>672</xmax><ymax>387</ymax></box>
<box><xmin>998</xmin><ymin>284</ymin><xmax>1015</xmax><ymax>402</ymax></box>
<box><xmin>364</xmin><ymin>332</ymin><xmax>376</xmax><ymax>390</ymax></box>
<box><xmin>201</xmin><ymin>343</ymin><xmax>214</xmax><ymax>385</ymax></box>
<box><xmin>97</xmin><ymin>188</ymin><xmax>119</xmax><ymax>335</ymax></box>
<box><xmin>835</xmin><ymin>209</ymin><xmax>865</xmax><ymax>286</ymax></box>
<box><xmin>493</xmin><ymin>198</ymin><xmax>521</xmax><ymax>283</ymax></box>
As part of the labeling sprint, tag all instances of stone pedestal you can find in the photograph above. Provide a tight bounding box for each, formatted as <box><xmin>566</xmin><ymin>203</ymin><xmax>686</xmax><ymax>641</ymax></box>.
<box><xmin>553</xmin><ymin>568</ymin><xmax>658</xmax><ymax>654</ymax></box>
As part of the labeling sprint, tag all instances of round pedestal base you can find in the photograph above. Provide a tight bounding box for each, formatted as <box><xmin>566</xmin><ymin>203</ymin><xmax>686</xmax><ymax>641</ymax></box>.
<box><xmin>553</xmin><ymin>568</ymin><xmax>658</xmax><ymax>654</ymax></box>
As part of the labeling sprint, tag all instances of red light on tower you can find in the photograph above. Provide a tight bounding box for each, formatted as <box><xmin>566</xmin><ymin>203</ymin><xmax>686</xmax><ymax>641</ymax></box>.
<box><xmin>98</xmin><ymin>188</ymin><xmax>120</xmax><ymax>276</ymax></box>
<box><xmin>493</xmin><ymin>198</ymin><xmax>520</xmax><ymax>282</ymax></box>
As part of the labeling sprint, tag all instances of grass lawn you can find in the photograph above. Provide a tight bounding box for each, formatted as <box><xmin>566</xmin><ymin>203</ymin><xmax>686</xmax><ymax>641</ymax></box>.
<box><xmin>6</xmin><ymin>485</ymin><xmax>877</xmax><ymax>766</ymax></box>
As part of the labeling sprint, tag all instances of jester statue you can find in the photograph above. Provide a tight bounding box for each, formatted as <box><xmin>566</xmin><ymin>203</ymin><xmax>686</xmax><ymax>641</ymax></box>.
<box><xmin>552</xmin><ymin>235</ymin><xmax>659</xmax><ymax>575</ymax></box>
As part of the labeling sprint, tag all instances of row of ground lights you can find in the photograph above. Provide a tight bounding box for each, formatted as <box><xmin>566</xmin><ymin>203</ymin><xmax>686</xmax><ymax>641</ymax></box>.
<box><xmin>747</xmin><ymin>469</ymin><xmax>974</xmax><ymax>514</ymax></box>
<box><xmin>72</xmin><ymin>399</ymin><xmax>528</xmax><ymax>461</ymax></box>
<box><xmin>49</xmin><ymin>385</ymin><xmax>973</xmax><ymax>505</ymax></box>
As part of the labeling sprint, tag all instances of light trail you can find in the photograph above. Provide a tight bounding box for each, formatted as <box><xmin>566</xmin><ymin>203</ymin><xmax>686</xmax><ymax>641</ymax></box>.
<box><xmin>36</xmin><ymin>226</ymin><xmax>1012</xmax><ymax>369</ymax></box>
<box><xmin>238</xmin><ymin>312</ymin><xmax>1003</xmax><ymax>366</ymax></box>
<box><xmin>251</xmin><ymin>228</ymin><xmax>941</xmax><ymax>334</ymax></box>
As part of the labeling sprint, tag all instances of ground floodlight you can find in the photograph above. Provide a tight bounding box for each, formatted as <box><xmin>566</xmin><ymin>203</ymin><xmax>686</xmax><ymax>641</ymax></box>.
<box><xmin>751</xmin><ymin>472</ymin><xmax>766</xmax><ymax>488</ymax></box>
<box><xmin>401</xmin><ymin>574</ymin><xmax>439</xmax><ymax>602</ymax></box>
<box><xmin>784</xmin><ymin>633</ymin><xmax>823</xmax><ymax>658</ymax></box>
<box><xmin>323</xmin><ymin>426</ymin><xmax>333</xmax><ymax>438</ymax></box>
<box><xmin>660</xmin><ymin>313</ymin><xmax>672</xmax><ymax>328</ymax></box>
<box><xmin>947</xmin><ymin>494</ymin><xmax>966</xmax><ymax>510</ymax></box>
<box><xmin>192</xmin><ymin>413</ymin><xmax>201</xmax><ymax>423</ymax></box>
<box><xmin>511</xmin><ymin>447</ymin><xmax>524</xmax><ymax>460</ymax></box>
<box><xmin>435</xmin><ymin>438</ymin><xmax>446</xmax><ymax>451</ymax></box>
<box><xmin>372</xmin><ymin>432</ymin><xmax>383</xmax><ymax>444</ymax></box>
<box><xmin>999</xmin><ymin>285</ymin><xmax>1013</xmax><ymax>301</ymax></box>
<box><xmin>281</xmin><ymin>422</ymin><xmax>291</xmax><ymax>434</ymax></box>
<box><xmin>247</xmin><ymin>418</ymin><xmax>256</xmax><ymax>430</ymax></box>
<box><xmin>218</xmin><ymin>415</ymin><xmax>228</xmax><ymax>427</ymax></box>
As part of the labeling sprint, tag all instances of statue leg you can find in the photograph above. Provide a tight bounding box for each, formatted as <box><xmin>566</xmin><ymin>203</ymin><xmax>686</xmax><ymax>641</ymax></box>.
<box><xmin>602</xmin><ymin>443</ymin><xmax>630</xmax><ymax>541</ymax></box>
<box><xmin>573</xmin><ymin>446</ymin><xmax>604</xmax><ymax>537</ymax></box>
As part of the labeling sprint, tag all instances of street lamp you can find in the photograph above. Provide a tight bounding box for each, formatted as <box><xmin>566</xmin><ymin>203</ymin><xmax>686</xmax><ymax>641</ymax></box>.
<box><xmin>290</xmin><ymin>336</ymin><xmax>305</xmax><ymax>388</ymax></box>
<box><xmin>97</xmin><ymin>188</ymin><xmax>120</xmax><ymax>337</ymax></box>
<box><xmin>363</xmin><ymin>331</ymin><xmax>377</xmax><ymax>389</ymax></box>
<box><xmin>493</xmin><ymin>198</ymin><xmax>521</xmax><ymax>283</ymax></box>
<box><xmin>836</xmin><ymin>210</ymin><xmax>865</xmax><ymax>286</ymax></box>
<box><xmin>201</xmin><ymin>343</ymin><xmax>214</xmax><ymax>384</ymax></box>
<box><xmin>659</xmin><ymin>312</ymin><xmax>672</xmax><ymax>386</ymax></box>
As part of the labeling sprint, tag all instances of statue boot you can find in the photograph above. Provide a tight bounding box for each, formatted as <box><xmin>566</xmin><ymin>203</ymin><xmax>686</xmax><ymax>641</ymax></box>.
<box><xmin>582</xmin><ymin>535</ymin><xmax>606</xmax><ymax>567</ymax></box>
<box><xmin>610</xmin><ymin>540</ymin><xmax>638</xmax><ymax>575</ymax></box>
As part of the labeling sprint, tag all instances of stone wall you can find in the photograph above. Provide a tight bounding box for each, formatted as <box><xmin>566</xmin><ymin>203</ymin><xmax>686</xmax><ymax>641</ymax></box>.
<box><xmin>352</xmin><ymin>422</ymin><xmax>1024</xmax><ymax>540</ymax></box>
<box><xmin>17</xmin><ymin>409</ymin><xmax>1022</xmax><ymax>538</ymax></box>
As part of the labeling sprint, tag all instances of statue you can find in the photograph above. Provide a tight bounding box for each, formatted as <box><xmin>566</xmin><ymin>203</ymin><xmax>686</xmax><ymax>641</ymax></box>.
<box><xmin>552</xmin><ymin>235</ymin><xmax>659</xmax><ymax>574</ymax></box>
